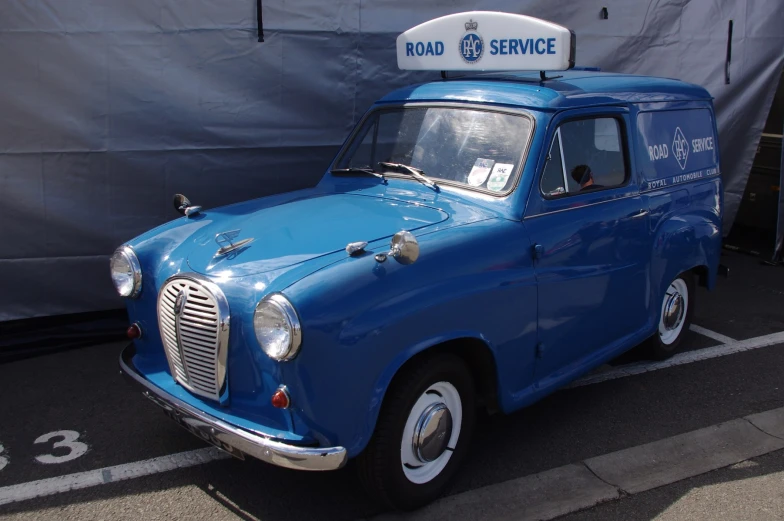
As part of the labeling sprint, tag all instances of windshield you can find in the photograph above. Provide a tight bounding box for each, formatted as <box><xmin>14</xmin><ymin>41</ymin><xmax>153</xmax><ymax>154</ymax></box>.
<box><xmin>335</xmin><ymin>106</ymin><xmax>533</xmax><ymax>194</ymax></box>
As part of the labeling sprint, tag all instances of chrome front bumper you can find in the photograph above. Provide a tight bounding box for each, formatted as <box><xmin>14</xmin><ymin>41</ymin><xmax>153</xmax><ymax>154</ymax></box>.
<box><xmin>119</xmin><ymin>344</ymin><xmax>347</xmax><ymax>471</ymax></box>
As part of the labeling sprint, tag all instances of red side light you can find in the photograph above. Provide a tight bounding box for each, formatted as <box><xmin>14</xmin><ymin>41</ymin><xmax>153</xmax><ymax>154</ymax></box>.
<box><xmin>127</xmin><ymin>323</ymin><xmax>142</xmax><ymax>339</ymax></box>
<box><xmin>271</xmin><ymin>387</ymin><xmax>290</xmax><ymax>409</ymax></box>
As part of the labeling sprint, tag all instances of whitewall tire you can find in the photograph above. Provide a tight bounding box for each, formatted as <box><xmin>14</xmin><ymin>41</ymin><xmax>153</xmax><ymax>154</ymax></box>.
<box><xmin>647</xmin><ymin>272</ymin><xmax>695</xmax><ymax>360</ymax></box>
<box><xmin>357</xmin><ymin>353</ymin><xmax>475</xmax><ymax>510</ymax></box>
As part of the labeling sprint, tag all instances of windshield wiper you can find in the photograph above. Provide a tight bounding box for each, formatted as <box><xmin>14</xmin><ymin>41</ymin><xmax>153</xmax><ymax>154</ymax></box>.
<box><xmin>378</xmin><ymin>162</ymin><xmax>438</xmax><ymax>191</ymax></box>
<box><xmin>330</xmin><ymin>167</ymin><xmax>386</xmax><ymax>181</ymax></box>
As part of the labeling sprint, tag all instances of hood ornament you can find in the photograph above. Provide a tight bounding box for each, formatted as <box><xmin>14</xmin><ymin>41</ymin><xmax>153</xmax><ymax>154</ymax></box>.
<box><xmin>215</xmin><ymin>230</ymin><xmax>254</xmax><ymax>257</ymax></box>
<box><xmin>173</xmin><ymin>194</ymin><xmax>202</xmax><ymax>217</ymax></box>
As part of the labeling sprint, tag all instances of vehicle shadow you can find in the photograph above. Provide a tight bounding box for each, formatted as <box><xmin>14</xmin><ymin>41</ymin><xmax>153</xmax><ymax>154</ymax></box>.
<box><xmin>2</xmin><ymin>336</ymin><xmax>783</xmax><ymax>521</ymax></box>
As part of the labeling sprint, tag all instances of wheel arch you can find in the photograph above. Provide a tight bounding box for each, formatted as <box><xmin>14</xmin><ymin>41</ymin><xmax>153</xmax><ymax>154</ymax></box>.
<box><xmin>392</xmin><ymin>337</ymin><xmax>501</xmax><ymax>414</ymax></box>
<box><xmin>362</xmin><ymin>334</ymin><xmax>501</xmax><ymax>455</ymax></box>
<box><xmin>650</xmin><ymin>205</ymin><xmax>721</xmax><ymax>295</ymax></box>
<box><xmin>692</xmin><ymin>263</ymin><xmax>710</xmax><ymax>289</ymax></box>
<box><xmin>651</xmin><ymin>224</ymin><xmax>719</xmax><ymax>304</ymax></box>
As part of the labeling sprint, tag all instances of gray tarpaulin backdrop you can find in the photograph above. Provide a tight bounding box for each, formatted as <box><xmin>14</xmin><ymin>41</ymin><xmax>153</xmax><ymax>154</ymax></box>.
<box><xmin>1</xmin><ymin>1</ymin><xmax>783</xmax><ymax>321</ymax></box>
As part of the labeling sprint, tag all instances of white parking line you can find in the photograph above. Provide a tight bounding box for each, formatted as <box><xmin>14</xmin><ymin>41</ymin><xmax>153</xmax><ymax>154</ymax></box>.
<box><xmin>0</xmin><ymin>447</ymin><xmax>229</xmax><ymax>506</ymax></box>
<box><xmin>689</xmin><ymin>324</ymin><xmax>736</xmax><ymax>344</ymax></box>
<box><xmin>571</xmin><ymin>330</ymin><xmax>784</xmax><ymax>388</ymax></box>
<box><xmin>1</xmin><ymin>329</ymin><xmax>782</xmax><ymax>508</ymax></box>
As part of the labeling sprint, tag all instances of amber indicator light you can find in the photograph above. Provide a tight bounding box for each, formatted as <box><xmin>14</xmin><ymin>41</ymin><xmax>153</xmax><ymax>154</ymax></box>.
<box><xmin>271</xmin><ymin>388</ymin><xmax>290</xmax><ymax>409</ymax></box>
<box><xmin>127</xmin><ymin>323</ymin><xmax>142</xmax><ymax>339</ymax></box>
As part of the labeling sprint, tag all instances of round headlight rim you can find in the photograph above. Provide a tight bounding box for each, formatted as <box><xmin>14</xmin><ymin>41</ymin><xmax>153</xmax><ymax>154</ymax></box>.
<box><xmin>254</xmin><ymin>293</ymin><xmax>302</xmax><ymax>361</ymax></box>
<box><xmin>111</xmin><ymin>245</ymin><xmax>143</xmax><ymax>298</ymax></box>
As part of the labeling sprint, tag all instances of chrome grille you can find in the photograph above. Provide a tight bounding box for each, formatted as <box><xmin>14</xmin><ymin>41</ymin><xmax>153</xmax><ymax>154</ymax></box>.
<box><xmin>157</xmin><ymin>275</ymin><xmax>229</xmax><ymax>401</ymax></box>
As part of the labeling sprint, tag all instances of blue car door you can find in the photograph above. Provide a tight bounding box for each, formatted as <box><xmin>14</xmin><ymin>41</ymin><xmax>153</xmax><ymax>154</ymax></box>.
<box><xmin>524</xmin><ymin>107</ymin><xmax>650</xmax><ymax>382</ymax></box>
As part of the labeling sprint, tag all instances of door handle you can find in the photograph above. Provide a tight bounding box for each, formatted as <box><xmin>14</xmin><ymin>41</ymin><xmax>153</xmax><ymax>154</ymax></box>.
<box><xmin>632</xmin><ymin>209</ymin><xmax>649</xmax><ymax>218</ymax></box>
<box><xmin>532</xmin><ymin>243</ymin><xmax>544</xmax><ymax>259</ymax></box>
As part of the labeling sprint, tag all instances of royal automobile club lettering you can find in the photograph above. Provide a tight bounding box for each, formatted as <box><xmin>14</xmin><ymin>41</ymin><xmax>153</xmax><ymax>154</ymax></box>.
<box><xmin>644</xmin><ymin>167</ymin><xmax>719</xmax><ymax>191</ymax></box>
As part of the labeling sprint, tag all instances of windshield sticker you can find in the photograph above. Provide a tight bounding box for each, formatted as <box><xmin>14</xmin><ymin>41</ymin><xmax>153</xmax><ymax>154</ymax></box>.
<box><xmin>487</xmin><ymin>163</ymin><xmax>514</xmax><ymax>191</ymax></box>
<box><xmin>467</xmin><ymin>158</ymin><xmax>495</xmax><ymax>186</ymax></box>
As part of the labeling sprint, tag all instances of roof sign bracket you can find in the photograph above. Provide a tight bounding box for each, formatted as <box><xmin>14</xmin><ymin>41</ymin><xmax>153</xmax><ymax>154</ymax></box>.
<box><xmin>540</xmin><ymin>70</ymin><xmax>563</xmax><ymax>82</ymax></box>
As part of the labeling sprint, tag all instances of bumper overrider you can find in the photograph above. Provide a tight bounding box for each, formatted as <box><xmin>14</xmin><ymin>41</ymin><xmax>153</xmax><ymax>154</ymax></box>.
<box><xmin>119</xmin><ymin>343</ymin><xmax>347</xmax><ymax>471</ymax></box>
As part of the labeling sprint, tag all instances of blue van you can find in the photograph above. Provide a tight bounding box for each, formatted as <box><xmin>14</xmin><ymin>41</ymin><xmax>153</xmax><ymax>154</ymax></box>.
<box><xmin>112</xmin><ymin>12</ymin><xmax>722</xmax><ymax>510</ymax></box>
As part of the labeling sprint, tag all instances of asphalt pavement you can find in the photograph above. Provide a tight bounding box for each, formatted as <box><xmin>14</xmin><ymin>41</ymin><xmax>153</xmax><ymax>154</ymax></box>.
<box><xmin>0</xmin><ymin>250</ymin><xmax>782</xmax><ymax>520</ymax></box>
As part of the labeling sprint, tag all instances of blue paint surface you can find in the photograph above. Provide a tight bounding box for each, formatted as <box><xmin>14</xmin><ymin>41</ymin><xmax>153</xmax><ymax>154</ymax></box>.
<box><xmin>122</xmin><ymin>71</ymin><xmax>723</xmax><ymax>459</ymax></box>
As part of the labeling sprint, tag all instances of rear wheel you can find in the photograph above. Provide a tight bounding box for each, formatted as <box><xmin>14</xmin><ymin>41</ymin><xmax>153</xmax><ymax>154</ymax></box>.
<box><xmin>647</xmin><ymin>272</ymin><xmax>695</xmax><ymax>360</ymax></box>
<box><xmin>357</xmin><ymin>354</ymin><xmax>475</xmax><ymax>510</ymax></box>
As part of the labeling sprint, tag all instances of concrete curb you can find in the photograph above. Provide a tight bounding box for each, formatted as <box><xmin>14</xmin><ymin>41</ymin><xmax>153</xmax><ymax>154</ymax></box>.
<box><xmin>584</xmin><ymin>417</ymin><xmax>784</xmax><ymax>494</ymax></box>
<box><xmin>746</xmin><ymin>408</ymin><xmax>784</xmax><ymax>440</ymax></box>
<box><xmin>374</xmin><ymin>464</ymin><xmax>619</xmax><ymax>521</ymax></box>
<box><xmin>375</xmin><ymin>406</ymin><xmax>784</xmax><ymax>521</ymax></box>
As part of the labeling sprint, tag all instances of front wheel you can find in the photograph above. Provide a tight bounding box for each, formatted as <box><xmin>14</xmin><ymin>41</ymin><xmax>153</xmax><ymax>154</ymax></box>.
<box><xmin>646</xmin><ymin>272</ymin><xmax>695</xmax><ymax>360</ymax></box>
<box><xmin>357</xmin><ymin>354</ymin><xmax>475</xmax><ymax>510</ymax></box>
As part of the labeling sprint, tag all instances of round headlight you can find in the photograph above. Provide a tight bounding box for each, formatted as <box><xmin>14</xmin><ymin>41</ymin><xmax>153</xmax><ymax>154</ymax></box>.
<box><xmin>253</xmin><ymin>294</ymin><xmax>302</xmax><ymax>361</ymax></box>
<box><xmin>110</xmin><ymin>246</ymin><xmax>142</xmax><ymax>298</ymax></box>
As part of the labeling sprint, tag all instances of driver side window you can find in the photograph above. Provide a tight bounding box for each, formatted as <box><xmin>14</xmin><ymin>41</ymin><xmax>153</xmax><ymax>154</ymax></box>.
<box><xmin>540</xmin><ymin>117</ymin><xmax>628</xmax><ymax>197</ymax></box>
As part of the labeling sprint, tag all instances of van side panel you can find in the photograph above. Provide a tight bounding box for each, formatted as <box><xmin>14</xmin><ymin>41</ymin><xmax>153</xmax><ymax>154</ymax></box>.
<box><xmin>635</xmin><ymin>102</ymin><xmax>723</xmax><ymax>321</ymax></box>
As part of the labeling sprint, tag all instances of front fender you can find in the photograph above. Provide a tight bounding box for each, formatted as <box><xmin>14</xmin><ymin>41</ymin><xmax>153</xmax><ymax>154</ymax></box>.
<box><xmin>281</xmin><ymin>218</ymin><xmax>538</xmax><ymax>457</ymax></box>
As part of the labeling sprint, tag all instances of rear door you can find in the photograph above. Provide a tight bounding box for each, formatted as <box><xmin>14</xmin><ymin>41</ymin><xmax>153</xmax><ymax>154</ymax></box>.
<box><xmin>524</xmin><ymin>107</ymin><xmax>650</xmax><ymax>380</ymax></box>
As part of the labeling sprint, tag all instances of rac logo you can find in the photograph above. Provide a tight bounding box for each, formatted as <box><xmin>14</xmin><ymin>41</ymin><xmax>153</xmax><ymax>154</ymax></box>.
<box><xmin>672</xmin><ymin>127</ymin><xmax>689</xmax><ymax>171</ymax></box>
<box><xmin>460</xmin><ymin>19</ymin><xmax>483</xmax><ymax>63</ymax></box>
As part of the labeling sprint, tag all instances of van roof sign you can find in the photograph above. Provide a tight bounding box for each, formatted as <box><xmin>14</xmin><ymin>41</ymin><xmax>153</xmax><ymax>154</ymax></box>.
<box><xmin>397</xmin><ymin>11</ymin><xmax>576</xmax><ymax>72</ymax></box>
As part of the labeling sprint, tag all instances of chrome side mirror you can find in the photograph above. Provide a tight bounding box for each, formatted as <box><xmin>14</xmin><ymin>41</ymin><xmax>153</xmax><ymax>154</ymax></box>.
<box><xmin>375</xmin><ymin>231</ymin><xmax>419</xmax><ymax>264</ymax></box>
<box><xmin>173</xmin><ymin>193</ymin><xmax>201</xmax><ymax>217</ymax></box>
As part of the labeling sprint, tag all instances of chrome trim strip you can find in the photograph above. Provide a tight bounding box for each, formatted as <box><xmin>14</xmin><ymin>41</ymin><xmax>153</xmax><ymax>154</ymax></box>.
<box><xmin>524</xmin><ymin>192</ymin><xmax>639</xmax><ymax>220</ymax></box>
<box><xmin>122</xmin><ymin>246</ymin><xmax>143</xmax><ymax>298</ymax></box>
<box><xmin>255</xmin><ymin>293</ymin><xmax>302</xmax><ymax>361</ymax></box>
<box><xmin>556</xmin><ymin>128</ymin><xmax>569</xmax><ymax>193</ymax></box>
<box><xmin>172</xmin><ymin>287</ymin><xmax>192</xmax><ymax>384</ymax></box>
<box><xmin>120</xmin><ymin>343</ymin><xmax>347</xmax><ymax>471</ymax></box>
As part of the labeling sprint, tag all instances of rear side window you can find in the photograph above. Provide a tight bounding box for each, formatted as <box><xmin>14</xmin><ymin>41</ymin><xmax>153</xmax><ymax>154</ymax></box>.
<box><xmin>540</xmin><ymin>117</ymin><xmax>628</xmax><ymax>197</ymax></box>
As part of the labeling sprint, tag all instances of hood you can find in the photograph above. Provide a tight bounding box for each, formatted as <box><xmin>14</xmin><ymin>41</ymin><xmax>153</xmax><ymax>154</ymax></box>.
<box><xmin>185</xmin><ymin>193</ymin><xmax>449</xmax><ymax>277</ymax></box>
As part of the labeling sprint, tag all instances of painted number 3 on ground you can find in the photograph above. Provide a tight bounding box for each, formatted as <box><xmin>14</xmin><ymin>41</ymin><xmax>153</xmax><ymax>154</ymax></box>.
<box><xmin>0</xmin><ymin>430</ymin><xmax>89</xmax><ymax>471</ymax></box>
<box><xmin>0</xmin><ymin>444</ymin><xmax>7</xmax><ymax>472</ymax></box>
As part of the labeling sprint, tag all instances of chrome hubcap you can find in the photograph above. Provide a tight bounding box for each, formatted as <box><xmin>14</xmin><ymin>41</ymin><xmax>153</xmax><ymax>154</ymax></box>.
<box><xmin>413</xmin><ymin>403</ymin><xmax>453</xmax><ymax>463</ymax></box>
<box><xmin>663</xmin><ymin>292</ymin><xmax>684</xmax><ymax>330</ymax></box>
<box><xmin>401</xmin><ymin>381</ymin><xmax>462</xmax><ymax>484</ymax></box>
<box><xmin>658</xmin><ymin>278</ymin><xmax>689</xmax><ymax>345</ymax></box>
